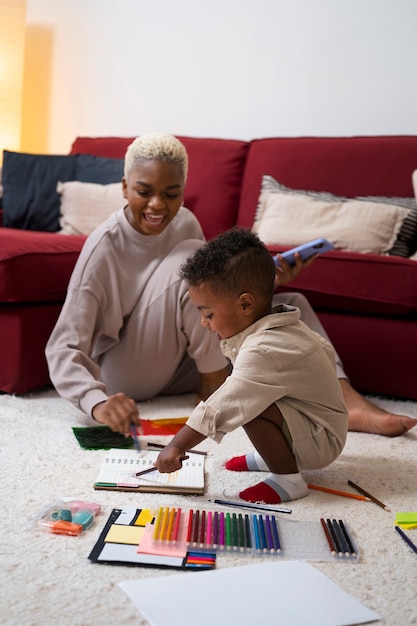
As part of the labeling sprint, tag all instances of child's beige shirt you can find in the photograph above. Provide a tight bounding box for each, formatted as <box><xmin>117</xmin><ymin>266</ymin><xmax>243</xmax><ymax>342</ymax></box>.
<box><xmin>186</xmin><ymin>304</ymin><xmax>348</xmax><ymax>470</ymax></box>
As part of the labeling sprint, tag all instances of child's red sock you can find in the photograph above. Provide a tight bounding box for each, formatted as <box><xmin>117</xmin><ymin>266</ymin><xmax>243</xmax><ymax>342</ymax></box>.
<box><xmin>239</xmin><ymin>473</ymin><xmax>308</xmax><ymax>504</ymax></box>
<box><xmin>225</xmin><ymin>451</ymin><xmax>269</xmax><ymax>472</ymax></box>
<box><xmin>225</xmin><ymin>455</ymin><xmax>249</xmax><ymax>471</ymax></box>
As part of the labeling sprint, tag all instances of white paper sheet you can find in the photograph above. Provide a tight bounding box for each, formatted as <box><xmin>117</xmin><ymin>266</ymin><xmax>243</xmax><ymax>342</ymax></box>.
<box><xmin>119</xmin><ymin>560</ymin><xmax>380</xmax><ymax>626</ymax></box>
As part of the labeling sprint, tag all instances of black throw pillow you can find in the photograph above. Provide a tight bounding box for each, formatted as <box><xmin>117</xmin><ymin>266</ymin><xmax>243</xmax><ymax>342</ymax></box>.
<box><xmin>2</xmin><ymin>150</ymin><xmax>124</xmax><ymax>232</ymax></box>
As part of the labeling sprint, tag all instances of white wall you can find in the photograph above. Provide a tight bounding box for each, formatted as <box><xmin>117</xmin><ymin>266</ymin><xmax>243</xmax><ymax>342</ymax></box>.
<box><xmin>25</xmin><ymin>0</ymin><xmax>417</xmax><ymax>154</ymax></box>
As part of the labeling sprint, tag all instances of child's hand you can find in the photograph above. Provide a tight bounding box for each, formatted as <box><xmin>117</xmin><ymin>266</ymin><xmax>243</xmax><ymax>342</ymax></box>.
<box><xmin>155</xmin><ymin>445</ymin><xmax>189</xmax><ymax>473</ymax></box>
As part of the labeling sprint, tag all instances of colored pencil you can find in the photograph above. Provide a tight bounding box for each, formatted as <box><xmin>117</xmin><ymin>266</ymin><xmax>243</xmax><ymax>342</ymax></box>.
<box><xmin>347</xmin><ymin>480</ymin><xmax>390</xmax><ymax>511</ymax></box>
<box><xmin>395</xmin><ymin>525</ymin><xmax>417</xmax><ymax>555</ymax></box>
<box><xmin>271</xmin><ymin>515</ymin><xmax>281</xmax><ymax>552</ymax></box>
<box><xmin>172</xmin><ymin>508</ymin><xmax>182</xmax><ymax>543</ymax></box>
<box><xmin>219</xmin><ymin>512</ymin><xmax>225</xmax><ymax>548</ymax></box>
<box><xmin>166</xmin><ymin>507</ymin><xmax>176</xmax><ymax>542</ymax></box>
<box><xmin>206</xmin><ymin>511</ymin><xmax>213</xmax><ymax>546</ymax></box>
<box><xmin>153</xmin><ymin>507</ymin><xmax>164</xmax><ymax>541</ymax></box>
<box><xmin>135</xmin><ymin>466</ymin><xmax>158</xmax><ymax>477</ymax></box>
<box><xmin>258</xmin><ymin>515</ymin><xmax>267</xmax><ymax>552</ymax></box>
<box><xmin>245</xmin><ymin>514</ymin><xmax>252</xmax><ymax>549</ymax></box>
<box><xmin>135</xmin><ymin>454</ymin><xmax>189</xmax><ymax>477</ymax></box>
<box><xmin>199</xmin><ymin>510</ymin><xmax>206</xmax><ymax>546</ymax></box>
<box><xmin>147</xmin><ymin>442</ymin><xmax>208</xmax><ymax>456</ymax></box>
<box><xmin>339</xmin><ymin>519</ymin><xmax>356</xmax><ymax>556</ymax></box>
<box><xmin>186</xmin><ymin>509</ymin><xmax>194</xmax><ymax>543</ymax></box>
<box><xmin>308</xmin><ymin>483</ymin><xmax>369</xmax><ymax>502</ymax></box>
<box><xmin>159</xmin><ymin>507</ymin><xmax>170</xmax><ymax>541</ymax></box>
<box><xmin>225</xmin><ymin>512</ymin><xmax>231</xmax><ymax>548</ymax></box>
<box><xmin>332</xmin><ymin>519</ymin><xmax>350</xmax><ymax>556</ymax></box>
<box><xmin>213</xmin><ymin>511</ymin><xmax>219</xmax><ymax>548</ymax></box>
<box><xmin>327</xmin><ymin>518</ymin><xmax>343</xmax><ymax>556</ymax></box>
<box><xmin>320</xmin><ymin>517</ymin><xmax>336</xmax><ymax>555</ymax></box>
<box><xmin>253</xmin><ymin>515</ymin><xmax>261</xmax><ymax>553</ymax></box>
<box><xmin>212</xmin><ymin>498</ymin><xmax>292</xmax><ymax>514</ymax></box>
<box><xmin>192</xmin><ymin>510</ymin><xmax>200</xmax><ymax>545</ymax></box>
<box><xmin>265</xmin><ymin>515</ymin><xmax>274</xmax><ymax>552</ymax></box>
<box><xmin>130</xmin><ymin>425</ymin><xmax>141</xmax><ymax>452</ymax></box>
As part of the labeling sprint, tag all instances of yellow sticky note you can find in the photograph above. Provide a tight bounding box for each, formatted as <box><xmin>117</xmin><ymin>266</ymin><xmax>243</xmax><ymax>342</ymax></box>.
<box><xmin>398</xmin><ymin>523</ymin><xmax>417</xmax><ymax>530</ymax></box>
<box><xmin>135</xmin><ymin>509</ymin><xmax>154</xmax><ymax>526</ymax></box>
<box><xmin>105</xmin><ymin>524</ymin><xmax>145</xmax><ymax>545</ymax></box>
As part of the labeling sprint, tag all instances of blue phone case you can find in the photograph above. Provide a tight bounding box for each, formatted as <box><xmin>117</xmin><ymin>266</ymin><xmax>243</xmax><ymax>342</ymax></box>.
<box><xmin>273</xmin><ymin>238</ymin><xmax>334</xmax><ymax>267</ymax></box>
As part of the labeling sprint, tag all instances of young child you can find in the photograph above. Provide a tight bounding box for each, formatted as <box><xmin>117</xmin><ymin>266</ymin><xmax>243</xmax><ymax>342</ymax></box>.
<box><xmin>154</xmin><ymin>227</ymin><xmax>349</xmax><ymax>504</ymax></box>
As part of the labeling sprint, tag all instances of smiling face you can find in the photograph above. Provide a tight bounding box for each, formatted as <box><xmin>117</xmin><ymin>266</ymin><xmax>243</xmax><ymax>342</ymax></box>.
<box><xmin>122</xmin><ymin>158</ymin><xmax>185</xmax><ymax>235</ymax></box>
<box><xmin>188</xmin><ymin>282</ymin><xmax>255</xmax><ymax>340</ymax></box>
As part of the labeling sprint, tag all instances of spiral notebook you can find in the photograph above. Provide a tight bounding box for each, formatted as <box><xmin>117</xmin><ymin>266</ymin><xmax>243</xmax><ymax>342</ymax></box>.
<box><xmin>93</xmin><ymin>448</ymin><xmax>205</xmax><ymax>495</ymax></box>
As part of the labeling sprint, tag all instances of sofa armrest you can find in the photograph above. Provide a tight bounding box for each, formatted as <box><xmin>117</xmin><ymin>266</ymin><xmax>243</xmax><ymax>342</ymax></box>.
<box><xmin>0</xmin><ymin>228</ymin><xmax>86</xmax><ymax>302</ymax></box>
<box><xmin>271</xmin><ymin>247</ymin><xmax>417</xmax><ymax>316</ymax></box>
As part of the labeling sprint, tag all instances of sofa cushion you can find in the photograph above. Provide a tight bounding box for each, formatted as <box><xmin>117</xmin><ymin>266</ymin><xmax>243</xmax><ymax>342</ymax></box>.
<box><xmin>58</xmin><ymin>181</ymin><xmax>124</xmax><ymax>235</ymax></box>
<box><xmin>0</xmin><ymin>228</ymin><xmax>86</xmax><ymax>302</ymax></box>
<box><xmin>2</xmin><ymin>151</ymin><xmax>124</xmax><ymax>233</ymax></box>
<box><xmin>254</xmin><ymin>175</ymin><xmax>415</xmax><ymax>256</ymax></box>
<box><xmin>74</xmin><ymin>154</ymin><xmax>124</xmax><ymax>183</ymax></box>
<box><xmin>238</xmin><ymin>136</ymin><xmax>417</xmax><ymax>231</ymax></box>
<box><xmin>70</xmin><ymin>135</ymin><xmax>249</xmax><ymax>240</ymax></box>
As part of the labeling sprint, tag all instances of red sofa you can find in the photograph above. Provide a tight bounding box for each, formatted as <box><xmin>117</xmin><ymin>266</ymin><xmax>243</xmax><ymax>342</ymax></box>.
<box><xmin>1</xmin><ymin>135</ymin><xmax>417</xmax><ymax>399</ymax></box>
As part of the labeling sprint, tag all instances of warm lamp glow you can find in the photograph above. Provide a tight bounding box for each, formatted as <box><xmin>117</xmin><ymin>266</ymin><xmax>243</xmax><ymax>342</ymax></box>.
<box><xmin>0</xmin><ymin>0</ymin><xmax>27</xmax><ymax>165</ymax></box>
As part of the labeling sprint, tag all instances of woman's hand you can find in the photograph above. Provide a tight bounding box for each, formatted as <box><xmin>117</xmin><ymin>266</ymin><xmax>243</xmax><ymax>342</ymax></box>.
<box><xmin>274</xmin><ymin>252</ymin><xmax>317</xmax><ymax>289</ymax></box>
<box><xmin>92</xmin><ymin>392</ymin><xmax>140</xmax><ymax>435</ymax></box>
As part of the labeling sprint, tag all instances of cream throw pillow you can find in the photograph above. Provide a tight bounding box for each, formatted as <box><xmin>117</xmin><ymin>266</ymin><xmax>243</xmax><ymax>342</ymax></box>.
<box><xmin>253</xmin><ymin>178</ymin><xmax>411</xmax><ymax>255</ymax></box>
<box><xmin>57</xmin><ymin>180</ymin><xmax>124</xmax><ymax>235</ymax></box>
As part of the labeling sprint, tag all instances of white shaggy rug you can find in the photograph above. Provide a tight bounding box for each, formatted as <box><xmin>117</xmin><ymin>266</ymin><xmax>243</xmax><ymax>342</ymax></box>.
<box><xmin>1</xmin><ymin>389</ymin><xmax>417</xmax><ymax>626</ymax></box>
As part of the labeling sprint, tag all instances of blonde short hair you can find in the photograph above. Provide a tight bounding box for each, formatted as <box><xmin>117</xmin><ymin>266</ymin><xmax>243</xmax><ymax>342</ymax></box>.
<box><xmin>124</xmin><ymin>132</ymin><xmax>188</xmax><ymax>181</ymax></box>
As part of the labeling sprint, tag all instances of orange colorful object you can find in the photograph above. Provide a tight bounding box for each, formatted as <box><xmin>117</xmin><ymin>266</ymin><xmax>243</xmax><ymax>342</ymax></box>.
<box><xmin>140</xmin><ymin>417</ymin><xmax>188</xmax><ymax>436</ymax></box>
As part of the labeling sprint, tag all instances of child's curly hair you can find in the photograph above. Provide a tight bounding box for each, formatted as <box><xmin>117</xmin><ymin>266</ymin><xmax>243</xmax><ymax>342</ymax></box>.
<box><xmin>180</xmin><ymin>227</ymin><xmax>276</xmax><ymax>300</ymax></box>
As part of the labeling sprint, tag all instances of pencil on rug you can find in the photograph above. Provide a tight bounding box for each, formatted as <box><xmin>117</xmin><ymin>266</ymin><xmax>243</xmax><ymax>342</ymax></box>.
<box><xmin>347</xmin><ymin>480</ymin><xmax>391</xmax><ymax>512</ymax></box>
<box><xmin>308</xmin><ymin>483</ymin><xmax>370</xmax><ymax>502</ymax></box>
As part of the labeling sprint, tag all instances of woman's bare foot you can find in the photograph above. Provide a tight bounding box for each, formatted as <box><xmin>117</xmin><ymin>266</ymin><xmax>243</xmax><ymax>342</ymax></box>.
<box><xmin>340</xmin><ymin>379</ymin><xmax>417</xmax><ymax>436</ymax></box>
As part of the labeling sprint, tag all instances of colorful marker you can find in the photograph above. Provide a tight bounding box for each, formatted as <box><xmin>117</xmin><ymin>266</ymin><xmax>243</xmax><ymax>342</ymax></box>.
<box><xmin>270</xmin><ymin>515</ymin><xmax>281</xmax><ymax>553</ymax></box>
<box><xmin>172</xmin><ymin>508</ymin><xmax>182</xmax><ymax>543</ymax></box>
